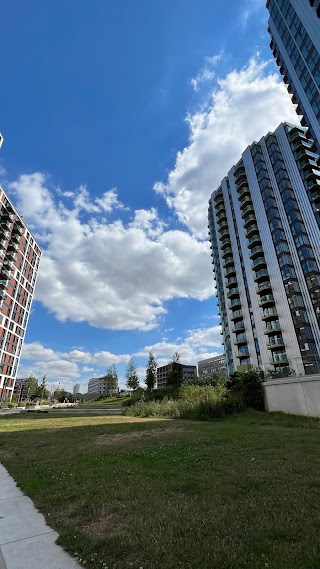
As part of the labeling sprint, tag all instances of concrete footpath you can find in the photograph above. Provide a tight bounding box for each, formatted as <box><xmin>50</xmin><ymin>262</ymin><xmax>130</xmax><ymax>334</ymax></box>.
<box><xmin>0</xmin><ymin>464</ymin><xmax>82</xmax><ymax>569</ymax></box>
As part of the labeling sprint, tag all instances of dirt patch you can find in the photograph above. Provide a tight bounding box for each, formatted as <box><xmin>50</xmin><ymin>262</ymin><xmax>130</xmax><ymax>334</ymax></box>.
<box><xmin>82</xmin><ymin>513</ymin><xmax>127</xmax><ymax>538</ymax></box>
<box><xmin>96</xmin><ymin>427</ymin><xmax>187</xmax><ymax>446</ymax></box>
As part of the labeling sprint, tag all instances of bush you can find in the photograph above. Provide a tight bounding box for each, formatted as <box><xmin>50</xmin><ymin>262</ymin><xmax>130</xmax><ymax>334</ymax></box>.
<box><xmin>223</xmin><ymin>393</ymin><xmax>245</xmax><ymax>415</ymax></box>
<box><xmin>228</xmin><ymin>370</ymin><xmax>264</xmax><ymax>411</ymax></box>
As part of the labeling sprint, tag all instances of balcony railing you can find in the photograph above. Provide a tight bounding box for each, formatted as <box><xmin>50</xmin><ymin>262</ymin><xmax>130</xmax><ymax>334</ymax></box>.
<box><xmin>270</xmin><ymin>353</ymin><xmax>288</xmax><ymax>364</ymax></box>
<box><xmin>256</xmin><ymin>281</ymin><xmax>272</xmax><ymax>294</ymax></box>
<box><xmin>262</xmin><ymin>307</ymin><xmax>278</xmax><ymax>320</ymax></box>
<box><xmin>267</xmin><ymin>337</ymin><xmax>285</xmax><ymax>348</ymax></box>
<box><xmin>254</xmin><ymin>269</ymin><xmax>269</xmax><ymax>282</ymax></box>
<box><xmin>264</xmin><ymin>321</ymin><xmax>281</xmax><ymax>333</ymax></box>
<box><xmin>230</xmin><ymin>310</ymin><xmax>243</xmax><ymax>321</ymax></box>
<box><xmin>252</xmin><ymin>257</ymin><xmax>266</xmax><ymax>271</ymax></box>
<box><xmin>259</xmin><ymin>294</ymin><xmax>274</xmax><ymax>307</ymax></box>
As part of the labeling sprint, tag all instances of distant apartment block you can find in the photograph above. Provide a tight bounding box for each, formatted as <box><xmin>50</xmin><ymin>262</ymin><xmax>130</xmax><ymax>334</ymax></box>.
<box><xmin>73</xmin><ymin>382</ymin><xmax>81</xmax><ymax>394</ymax></box>
<box><xmin>197</xmin><ymin>355</ymin><xmax>227</xmax><ymax>379</ymax></box>
<box><xmin>267</xmin><ymin>0</ymin><xmax>320</xmax><ymax>151</ymax></box>
<box><xmin>87</xmin><ymin>376</ymin><xmax>118</xmax><ymax>394</ymax></box>
<box><xmin>208</xmin><ymin>122</ymin><xmax>320</xmax><ymax>377</ymax></box>
<box><xmin>13</xmin><ymin>377</ymin><xmax>28</xmax><ymax>402</ymax></box>
<box><xmin>0</xmin><ymin>188</ymin><xmax>41</xmax><ymax>401</ymax></box>
<box><xmin>0</xmin><ymin>133</ymin><xmax>3</xmax><ymax>149</ymax></box>
<box><xmin>156</xmin><ymin>363</ymin><xmax>197</xmax><ymax>389</ymax></box>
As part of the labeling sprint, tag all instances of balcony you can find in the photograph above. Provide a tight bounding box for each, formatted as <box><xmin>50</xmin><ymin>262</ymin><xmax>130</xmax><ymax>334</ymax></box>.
<box><xmin>236</xmin><ymin>177</ymin><xmax>248</xmax><ymax>192</ymax></box>
<box><xmin>0</xmin><ymin>250</ymin><xmax>4</xmax><ymax>260</ymax></box>
<box><xmin>7</xmin><ymin>242</ymin><xmax>19</xmax><ymax>252</ymax></box>
<box><xmin>259</xmin><ymin>294</ymin><xmax>275</xmax><ymax>307</ymax></box>
<box><xmin>245</xmin><ymin>224</ymin><xmax>259</xmax><ymax>239</ymax></box>
<box><xmin>223</xmin><ymin>257</ymin><xmax>234</xmax><ymax>270</ymax></box>
<box><xmin>0</xmin><ymin>280</ymin><xmax>9</xmax><ymax>289</ymax></box>
<box><xmin>215</xmin><ymin>203</ymin><xmax>226</xmax><ymax>216</ymax></box>
<box><xmin>229</xmin><ymin>298</ymin><xmax>241</xmax><ymax>310</ymax></box>
<box><xmin>267</xmin><ymin>337</ymin><xmax>285</xmax><ymax>349</ymax></box>
<box><xmin>12</xmin><ymin>224</ymin><xmax>23</xmax><ymax>236</ymax></box>
<box><xmin>239</xmin><ymin>193</ymin><xmax>252</xmax><ymax>209</ymax></box>
<box><xmin>270</xmin><ymin>353</ymin><xmax>288</xmax><ymax>364</ymax></box>
<box><xmin>264</xmin><ymin>321</ymin><xmax>281</xmax><ymax>334</ymax></box>
<box><xmin>224</xmin><ymin>266</ymin><xmax>236</xmax><ymax>279</ymax></box>
<box><xmin>214</xmin><ymin>194</ymin><xmax>224</xmax><ymax>209</ymax></box>
<box><xmin>237</xmin><ymin>349</ymin><xmax>250</xmax><ymax>358</ymax></box>
<box><xmin>234</xmin><ymin>164</ymin><xmax>245</xmax><ymax>179</ymax></box>
<box><xmin>3</xmin><ymin>260</ymin><xmax>15</xmax><ymax>271</ymax></box>
<box><xmin>232</xmin><ymin>322</ymin><xmax>245</xmax><ymax>333</ymax></box>
<box><xmin>1</xmin><ymin>212</ymin><xmax>14</xmax><ymax>222</ymax></box>
<box><xmin>237</xmin><ymin>185</ymin><xmax>251</xmax><ymax>201</ymax></box>
<box><xmin>227</xmin><ymin>288</ymin><xmax>239</xmax><ymax>299</ymax></box>
<box><xmin>254</xmin><ymin>269</ymin><xmax>269</xmax><ymax>283</ymax></box>
<box><xmin>0</xmin><ymin>229</ymin><xmax>10</xmax><ymax>240</ymax></box>
<box><xmin>219</xmin><ymin>228</ymin><xmax>230</xmax><ymax>240</ymax></box>
<box><xmin>226</xmin><ymin>277</ymin><xmax>238</xmax><ymax>288</ymax></box>
<box><xmin>10</xmin><ymin>233</ymin><xmax>20</xmax><ymax>244</ymax></box>
<box><xmin>247</xmin><ymin>233</ymin><xmax>261</xmax><ymax>248</ymax></box>
<box><xmin>0</xmin><ymin>268</ymin><xmax>10</xmax><ymax>279</ymax></box>
<box><xmin>243</xmin><ymin>214</ymin><xmax>257</xmax><ymax>229</ymax></box>
<box><xmin>262</xmin><ymin>307</ymin><xmax>278</xmax><ymax>321</ymax></box>
<box><xmin>230</xmin><ymin>310</ymin><xmax>243</xmax><ymax>321</ymax></box>
<box><xmin>256</xmin><ymin>281</ymin><xmax>272</xmax><ymax>294</ymax></box>
<box><xmin>218</xmin><ymin>220</ymin><xmax>228</xmax><ymax>232</ymax></box>
<box><xmin>220</xmin><ymin>237</ymin><xmax>231</xmax><ymax>250</ymax></box>
<box><xmin>6</xmin><ymin>250</ymin><xmax>17</xmax><ymax>261</ymax></box>
<box><xmin>0</xmin><ymin>290</ymin><xmax>7</xmax><ymax>300</ymax></box>
<box><xmin>252</xmin><ymin>256</ymin><xmax>267</xmax><ymax>271</ymax></box>
<box><xmin>0</xmin><ymin>221</ymin><xmax>11</xmax><ymax>232</ymax></box>
<box><xmin>221</xmin><ymin>247</ymin><xmax>233</xmax><ymax>259</ymax></box>
<box><xmin>234</xmin><ymin>333</ymin><xmax>247</xmax><ymax>345</ymax></box>
<box><xmin>216</xmin><ymin>210</ymin><xmax>227</xmax><ymax>222</ymax></box>
<box><xmin>241</xmin><ymin>203</ymin><xmax>254</xmax><ymax>218</ymax></box>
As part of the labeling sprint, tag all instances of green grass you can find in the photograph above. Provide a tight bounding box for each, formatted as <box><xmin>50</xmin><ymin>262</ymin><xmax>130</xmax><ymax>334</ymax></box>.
<box><xmin>1</xmin><ymin>411</ymin><xmax>320</xmax><ymax>568</ymax></box>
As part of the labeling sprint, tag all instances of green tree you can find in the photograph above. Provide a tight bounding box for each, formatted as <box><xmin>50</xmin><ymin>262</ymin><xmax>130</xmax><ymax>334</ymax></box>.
<box><xmin>145</xmin><ymin>352</ymin><xmax>157</xmax><ymax>391</ymax></box>
<box><xmin>126</xmin><ymin>357</ymin><xmax>140</xmax><ymax>393</ymax></box>
<box><xmin>37</xmin><ymin>374</ymin><xmax>49</xmax><ymax>401</ymax></box>
<box><xmin>25</xmin><ymin>375</ymin><xmax>39</xmax><ymax>401</ymax></box>
<box><xmin>104</xmin><ymin>364</ymin><xmax>118</xmax><ymax>393</ymax></box>
<box><xmin>167</xmin><ymin>352</ymin><xmax>183</xmax><ymax>385</ymax></box>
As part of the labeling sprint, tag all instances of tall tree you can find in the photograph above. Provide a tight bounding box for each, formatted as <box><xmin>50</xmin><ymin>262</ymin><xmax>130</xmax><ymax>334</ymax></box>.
<box><xmin>37</xmin><ymin>374</ymin><xmax>49</xmax><ymax>401</ymax></box>
<box><xmin>145</xmin><ymin>352</ymin><xmax>157</xmax><ymax>391</ymax></box>
<box><xmin>104</xmin><ymin>364</ymin><xmax>118</xmax><ymax>393</ymax></box>
<box><xmin>126</xmin><ymin>357</ymin><xmax>140</xmax><ymax>392</ymax></box>
<box><xmin>25</xmin><ymin>375</ymin><xmax>38</xmax><ymax>401</ymax></box>
<box><xmin>167</xmin><ymin>352</ymin><xmax>183</xmax><ymax>385</ymax></box>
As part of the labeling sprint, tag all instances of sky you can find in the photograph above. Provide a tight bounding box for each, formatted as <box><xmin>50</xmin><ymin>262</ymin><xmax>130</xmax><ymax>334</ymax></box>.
<box><xmin>0</xmin><ymin>0</ymin><xmax>298</xmax><ymax>392</ymax></box>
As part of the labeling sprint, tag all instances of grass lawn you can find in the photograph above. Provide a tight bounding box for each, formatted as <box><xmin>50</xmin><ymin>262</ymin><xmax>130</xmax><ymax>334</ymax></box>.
<box><xmin>1</xmin><ymin>411</ymin><xmax>320</xmax><ymax>569</ymax></box>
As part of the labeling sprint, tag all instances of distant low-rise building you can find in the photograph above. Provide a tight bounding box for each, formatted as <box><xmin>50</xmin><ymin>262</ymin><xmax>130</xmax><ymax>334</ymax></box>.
<box><xmin>197</xmin><ymin>355</ymin><xmax>227</xmax><ymax>379</ymax></box>
<box><xmin>156</xmin><ymin>363</ymin><xmax>197</xmax><ymax>389</ymax></box>
<box><xmin>13</xmin><ymin>377</ymin><xmax>28</xmax><ymax>401</ymax></box>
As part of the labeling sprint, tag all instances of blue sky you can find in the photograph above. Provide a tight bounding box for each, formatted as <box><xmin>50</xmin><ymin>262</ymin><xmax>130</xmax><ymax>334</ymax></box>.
<box><xmin>0</xmin><ymin>0</ymin><xmax>298</xmax><ymax>391</ymax></box>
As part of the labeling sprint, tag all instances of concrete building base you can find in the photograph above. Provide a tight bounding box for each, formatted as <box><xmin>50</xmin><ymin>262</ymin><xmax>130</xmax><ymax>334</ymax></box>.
<box><xmin>263</xmin><ymin>374</ymin><xmax>320</xmax><ymax>417</ymax></box>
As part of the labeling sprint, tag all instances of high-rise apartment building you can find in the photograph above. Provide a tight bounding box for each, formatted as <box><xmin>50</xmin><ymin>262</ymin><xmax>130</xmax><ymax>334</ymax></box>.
<box><xmin>0</xmin><ymin>187</ymin><xmax>41</xmax><ymax>400</ymax></box>
<box><xmin>208</xmin><ymin>122</ymin><xmax>320</xmax><ymax>378</ymax></box>
<box><xmin>267</xmin><ymin>0</ymin><xmax>320</xmax><ymax>151</ymax></box>
<box><xmin>73</xmin><ymin>382</ymin><xmax>81</xmax><ymax>394</ymax></box>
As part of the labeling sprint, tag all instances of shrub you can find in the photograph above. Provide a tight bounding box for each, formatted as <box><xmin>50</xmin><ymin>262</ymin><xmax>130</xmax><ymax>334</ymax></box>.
<box><xmin>227</xmin><ymin>370</ymin><xmax>264</xmax><ymax>411</ymax></box>
<box><xmin>223</xmin><ymin>393</ymin><xmax>245</xmax><ymax>415</ymax></box>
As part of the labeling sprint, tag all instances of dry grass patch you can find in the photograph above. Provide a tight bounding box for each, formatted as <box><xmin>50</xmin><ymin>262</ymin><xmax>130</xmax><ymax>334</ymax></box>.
<box><xmin>95</xmin><ymin>426</ymin><xmax>187</xmax><ymax>446</ymax></box>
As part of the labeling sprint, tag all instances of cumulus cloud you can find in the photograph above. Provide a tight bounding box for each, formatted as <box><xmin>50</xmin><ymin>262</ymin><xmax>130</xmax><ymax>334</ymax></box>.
<box><xmin>135</xmin><ymin>325</ymin><xmax>223</xmax><ymax>365</ymax></box>
<box><xmin>155</xmin><ymin>57</ymin><xmax>297</xmax><ymax>236</ymax></box>
<box><xmin>8</xmin><ymin>174</ymin><xmax>213</xmax><ymax>330</ymax></box>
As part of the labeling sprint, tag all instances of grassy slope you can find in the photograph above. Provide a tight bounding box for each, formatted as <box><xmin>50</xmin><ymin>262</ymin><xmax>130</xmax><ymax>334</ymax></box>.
<box><xmin>1</xmin><ymin>411</ymin><xmax>320</xmax><ymax>569</ymax></box>
<box><xmin>85</xmin><ymin>397</ymin><xmax>130</xmax><ymax>405</ymax></box>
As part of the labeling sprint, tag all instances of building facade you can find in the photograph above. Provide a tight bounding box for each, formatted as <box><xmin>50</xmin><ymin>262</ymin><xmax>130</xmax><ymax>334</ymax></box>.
<box><xmin>267</xmin><ymin>0</ymin><xmax>320</xmax><ymax>151</ymax></box>
<box><xmin>0</xmin><ymin>188</ymin><xmax>41</xmax><ymax>401</ymax></box>
<box><xmin>13</xmin><ymin>377</ymin><xmax>28</xmax><ymax>402</ymax></box>
<box><xmin>197</xmin><ymin>355</ymin><xmax>227</xmax><ymax>379</ymax></box>
<box><xmin>156</xmin><ymin>363</ymin><xmax>198</xmax><ymax>389</ymax></box>
<box><xmin>73</xmin><ymin>382</ymin><xmax>81</xmax><ymax>394</ymax></box>
<box><xmin>208</xmin><ymin>122</ymin><xmax>320</xmax><ymax>378</ymax></box>
<box><xmin>87</xmin><ymin>376</ymin><xmax>118</xmax><ymax>394</ymax></box>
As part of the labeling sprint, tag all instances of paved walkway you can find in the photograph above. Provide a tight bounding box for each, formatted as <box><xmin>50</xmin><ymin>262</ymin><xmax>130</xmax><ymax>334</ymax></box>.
<box><xmin>0</xmin><ymin>464</ymin><xmax>82</xmax><ymax>569</ymax></box>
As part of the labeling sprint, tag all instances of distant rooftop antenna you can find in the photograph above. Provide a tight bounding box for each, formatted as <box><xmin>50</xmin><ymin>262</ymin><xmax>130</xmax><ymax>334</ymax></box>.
<box><xmin>0</xmin><ymin>133</ymin><xmax>3</xmax><ymax>149</ymax></box>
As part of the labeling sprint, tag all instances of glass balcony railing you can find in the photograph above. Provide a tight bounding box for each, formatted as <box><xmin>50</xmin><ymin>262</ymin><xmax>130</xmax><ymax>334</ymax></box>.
<box><xmin>264</xmin><ymin>321</ymin><xmax>281</xmax><ymax>333</ymax></box>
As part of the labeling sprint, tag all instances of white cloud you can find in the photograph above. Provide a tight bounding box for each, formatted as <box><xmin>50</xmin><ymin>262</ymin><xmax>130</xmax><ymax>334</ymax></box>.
<box><xmin>190</xmin><ymin>53</ymin><xmax>222</xmax><ymax>92</ymax></box>
<box><xmin>135</xmin><ymin>325</ymin><xmax>223</xmax><ymax>366</ymax></box>
<box><xmin>155</xmin><ymin>57</ymin><xmax>297</xmax><ymax>237</ymax></box>
<box><xmin>8</xmin><ymin>175</ymin><xmax>213</xmax><ymax>330</ymax></box>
